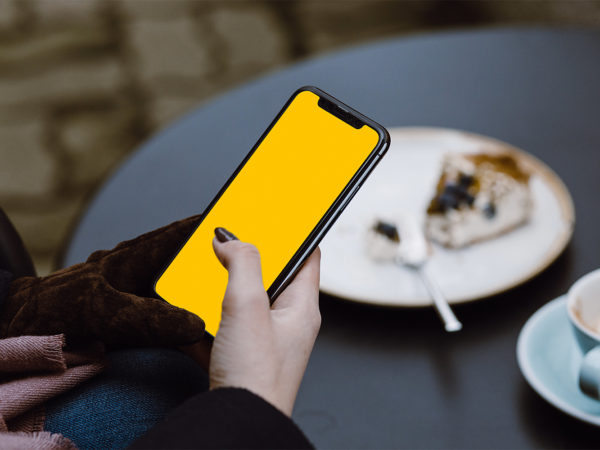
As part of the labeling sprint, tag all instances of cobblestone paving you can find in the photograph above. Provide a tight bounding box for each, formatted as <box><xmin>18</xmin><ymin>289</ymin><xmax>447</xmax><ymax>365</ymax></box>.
<box><xmin>1</xmin><ymin>0</ymin><xmax>599</xmax><ymax>274</ymax></box>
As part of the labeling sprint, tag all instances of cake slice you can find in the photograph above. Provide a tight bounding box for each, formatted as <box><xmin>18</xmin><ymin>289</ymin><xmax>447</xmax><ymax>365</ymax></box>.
<box><xmin>425</xmin><ymin>152</ymin><xmax>532</xmax><ymax>248</ymax></box>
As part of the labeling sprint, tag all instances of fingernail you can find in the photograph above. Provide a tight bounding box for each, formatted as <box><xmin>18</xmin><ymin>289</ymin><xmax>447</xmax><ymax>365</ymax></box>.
<box><xmin>214</xmin><ymin>227</ymin><xmax>238</xmax><ymax>243</ymax></box>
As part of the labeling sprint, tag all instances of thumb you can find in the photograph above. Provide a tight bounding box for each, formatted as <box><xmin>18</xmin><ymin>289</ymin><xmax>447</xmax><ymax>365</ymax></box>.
<box><xmin>212</xmin><ymin>228</ymin><xmax>268</xmax><ymax>311</ymax></box>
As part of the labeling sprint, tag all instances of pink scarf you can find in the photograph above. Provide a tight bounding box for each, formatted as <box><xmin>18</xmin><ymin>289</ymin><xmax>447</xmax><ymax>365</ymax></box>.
<box><xmin>0</xmin><ymin>335</ymin><xmax>105</xmax><ymax>449</ymax></box>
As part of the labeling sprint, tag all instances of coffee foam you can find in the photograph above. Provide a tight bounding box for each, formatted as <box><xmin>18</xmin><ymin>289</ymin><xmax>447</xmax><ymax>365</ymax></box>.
<box><xmin>571</xmin><ymin>299</ymin><xmax>600</xmax><ymax>337</ymax></box>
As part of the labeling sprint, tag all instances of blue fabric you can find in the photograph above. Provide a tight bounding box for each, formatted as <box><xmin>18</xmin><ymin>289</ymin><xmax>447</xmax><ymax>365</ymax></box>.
<box><xmin>45</xmin><ymin>348</ymin><xmax>208</xmax><ymax>449</ymax></box>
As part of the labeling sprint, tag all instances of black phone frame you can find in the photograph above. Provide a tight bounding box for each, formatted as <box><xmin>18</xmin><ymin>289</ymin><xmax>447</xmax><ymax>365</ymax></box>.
<box><xmin>154</xmin><ymin>86</ymin><xmax>390</xmax><ymax>326</ymax></box>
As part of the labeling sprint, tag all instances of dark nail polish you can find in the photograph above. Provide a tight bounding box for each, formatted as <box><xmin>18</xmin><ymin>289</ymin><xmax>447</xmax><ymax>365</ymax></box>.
<box><xmin>214</xmin><ymin>227</ymin><xmax>238</xmax><ymax>243</ymax></box>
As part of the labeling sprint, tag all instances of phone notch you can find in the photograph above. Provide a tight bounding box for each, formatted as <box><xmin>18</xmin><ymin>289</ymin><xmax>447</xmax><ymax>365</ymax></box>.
<box><xmin>317</xmin><ymin>97</ymin><xmax>364</xmax><ymax>129</ymax></box>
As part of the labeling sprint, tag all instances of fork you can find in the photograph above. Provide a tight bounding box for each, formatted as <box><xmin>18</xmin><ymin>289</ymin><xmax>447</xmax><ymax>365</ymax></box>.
<box><xmin>381</xmin><ymin>215</ymin><xmax>463</xmax><ymax>332</ymax></box>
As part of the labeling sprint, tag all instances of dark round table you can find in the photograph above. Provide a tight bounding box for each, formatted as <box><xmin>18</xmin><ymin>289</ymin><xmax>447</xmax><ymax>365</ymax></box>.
<box><xmin>64</xmin><ymin>28</ymin><xmax>600</xmax><ymax>448</ymax></box>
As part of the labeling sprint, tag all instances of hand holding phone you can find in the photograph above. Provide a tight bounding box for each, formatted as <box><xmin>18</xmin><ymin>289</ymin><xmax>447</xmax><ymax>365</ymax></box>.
<box><xmin>205</xmin><ymin>231</ymin><xmax>321</xmax><ymax>416</ymax></box>
<box><xmin>155</xmin><ymin>86</ymin><xmax>390</xmax><ymax>335</ymax></box>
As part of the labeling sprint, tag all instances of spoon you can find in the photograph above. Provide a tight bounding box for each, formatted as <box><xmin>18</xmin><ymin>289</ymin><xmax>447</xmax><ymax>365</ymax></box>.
<box><xmin>373</xmin><ymin>216</ymin><xmax>462</xmax><ymax>332</ymax></box>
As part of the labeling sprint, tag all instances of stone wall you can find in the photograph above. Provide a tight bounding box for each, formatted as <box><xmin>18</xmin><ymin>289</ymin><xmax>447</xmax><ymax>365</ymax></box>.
<box><xmin>1</xmin><ymin>0</ymin><xmax>599</xmax><ymax>274</ymax></box>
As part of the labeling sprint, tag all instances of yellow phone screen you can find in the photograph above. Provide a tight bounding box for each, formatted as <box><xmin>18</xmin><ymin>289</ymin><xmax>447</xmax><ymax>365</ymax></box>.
<box><xmin>155</xmin><ymin>90</ymin><xmax>380</xmax><ymax>335</ymax></box>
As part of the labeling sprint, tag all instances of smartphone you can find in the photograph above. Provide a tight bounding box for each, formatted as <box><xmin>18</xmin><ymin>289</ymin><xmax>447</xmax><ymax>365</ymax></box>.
<box><xmin>155</xmin><ymin>86</ymin><xmax>390</xmax><ymax>336</ymax></box>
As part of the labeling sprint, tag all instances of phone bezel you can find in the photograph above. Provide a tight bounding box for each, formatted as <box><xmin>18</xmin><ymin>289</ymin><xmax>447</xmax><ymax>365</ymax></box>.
<box><xmin>154</xmin><ymin>86</ymin><xmax>390</xmax><ymax>315</ymax></box>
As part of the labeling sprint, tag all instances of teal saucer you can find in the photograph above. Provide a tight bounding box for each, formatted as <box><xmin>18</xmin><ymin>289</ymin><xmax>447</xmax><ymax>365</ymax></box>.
<box><xmin>517</xmin><ymin>296</ymin><xmax>600</xmax><ymax>426</ymax></box>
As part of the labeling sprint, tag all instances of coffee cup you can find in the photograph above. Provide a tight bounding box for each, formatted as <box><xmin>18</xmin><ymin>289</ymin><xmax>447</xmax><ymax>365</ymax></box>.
<box><xmin>567</xmin><ymin>268</ymin><xmax>600</xmax><ymax>399</ymax></box>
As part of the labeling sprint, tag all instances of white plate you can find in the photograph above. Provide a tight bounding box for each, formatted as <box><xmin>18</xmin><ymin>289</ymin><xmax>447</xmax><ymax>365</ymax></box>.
<box><xmin>517</xmin><ymin>296</ymin><xmax>600</xmax><ymax>426</ymax></box>
<box><xmin>320</xmin><ymin>127</ymin><xmax>575</xmax><ymax>306</ymax></box>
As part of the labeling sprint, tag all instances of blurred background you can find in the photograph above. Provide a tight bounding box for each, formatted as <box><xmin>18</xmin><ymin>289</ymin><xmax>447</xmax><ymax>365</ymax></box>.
<box><xmin>1</xmin><ymin>0</ymin><xmax>599</xmax><ymax>275</ymax></box>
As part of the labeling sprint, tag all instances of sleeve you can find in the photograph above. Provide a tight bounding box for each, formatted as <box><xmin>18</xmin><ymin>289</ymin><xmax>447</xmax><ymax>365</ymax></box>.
<box><xmin>130</xmin><ymin>387</ymin><xmax>314</xmax><ymax>450</ymax></box>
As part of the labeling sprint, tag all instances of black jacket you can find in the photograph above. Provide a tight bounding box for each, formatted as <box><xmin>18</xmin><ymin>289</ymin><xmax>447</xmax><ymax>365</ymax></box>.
<box><xmin>131</xmin><ymin>387</ymin><xmax>312</xmax><ymax>449</ymax></box>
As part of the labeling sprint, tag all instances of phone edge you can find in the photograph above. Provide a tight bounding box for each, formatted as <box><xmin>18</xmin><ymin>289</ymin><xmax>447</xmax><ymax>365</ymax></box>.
<box><xmin>153</xmin><ymin>86</ymin><xmax>391</xmax><ymax>321</ymax></box>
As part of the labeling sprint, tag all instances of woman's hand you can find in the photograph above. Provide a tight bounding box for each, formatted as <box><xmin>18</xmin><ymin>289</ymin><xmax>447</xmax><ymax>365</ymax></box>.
<box><xmin>208</xmin><ymin>228</ymin><xmax>321</xmax><ymax>416</ymax></box>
